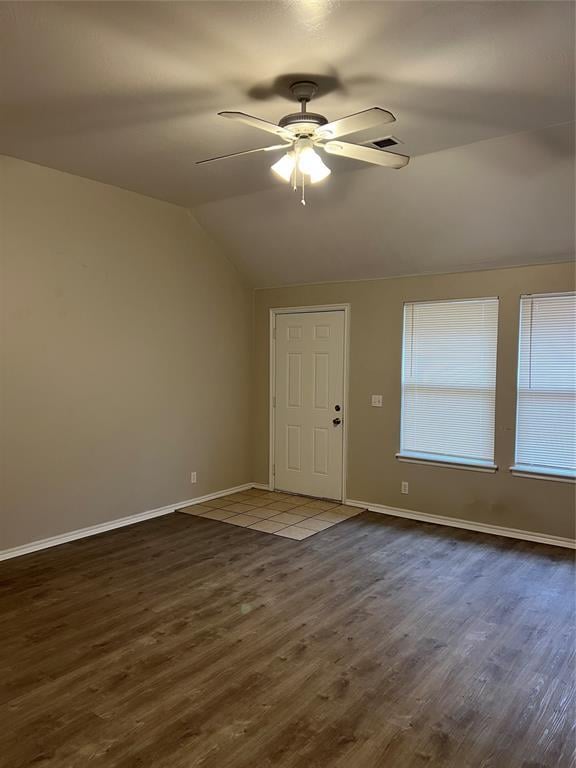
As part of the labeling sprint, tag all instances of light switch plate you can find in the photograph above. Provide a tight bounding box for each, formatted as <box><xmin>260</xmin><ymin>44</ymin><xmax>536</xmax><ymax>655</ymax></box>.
<box><xmin>371</xmin><ymin>395</ymin><xmax>383</xmax><ymax>407</ymax></box>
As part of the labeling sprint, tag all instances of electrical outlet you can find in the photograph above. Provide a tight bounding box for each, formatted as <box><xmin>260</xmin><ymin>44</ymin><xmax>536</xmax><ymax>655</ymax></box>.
<box><xmin>371</xmin><ymin>394</ymin><xmax>383</xmax><ymax>407</ymax></box>
<box><xmin>401</xmin><ymin>481</ymin><xmax>409</xmax><ymax>494</ymax></box>
<box><xmin>190</xmin><ymin>472</ymin><xmax>197</xmax><ymax>484</ymax></box>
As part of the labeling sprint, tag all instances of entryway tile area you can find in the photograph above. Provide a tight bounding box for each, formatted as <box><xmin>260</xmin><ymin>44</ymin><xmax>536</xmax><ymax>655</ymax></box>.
<box><xmin>178</xmin><ymin>488</ymin><xmax>363</xmax><ymax>539</ymax></box>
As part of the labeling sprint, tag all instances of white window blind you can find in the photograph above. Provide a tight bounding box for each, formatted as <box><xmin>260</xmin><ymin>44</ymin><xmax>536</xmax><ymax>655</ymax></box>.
<box><xmin>514</xmin><ymin>292</ymin><xmax>576</xmax><ymax>478</ymax></box>
<box><xmin>400</xmin><ymin>297</ymin><xmax>499</xmax><ymax>468</ymax></box>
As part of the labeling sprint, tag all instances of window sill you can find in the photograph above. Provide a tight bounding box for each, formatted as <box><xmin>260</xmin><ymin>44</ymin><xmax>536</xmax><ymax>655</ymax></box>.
<box><xmin>396</xmin><ymin>453</ymin><xmax>497</xmax><ymax>473</ymax></box>
<box><xmin>510</xmin><ymin>466</ymin><xmax>575</xmax><ymax>484</ymax></box>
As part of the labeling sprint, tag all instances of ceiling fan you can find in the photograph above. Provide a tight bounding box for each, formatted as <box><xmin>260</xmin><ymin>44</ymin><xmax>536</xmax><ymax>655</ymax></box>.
<box><xmin>197</xmin><ymin>81</ymin><xmax>410</xmax><ymax>205</ymax></box>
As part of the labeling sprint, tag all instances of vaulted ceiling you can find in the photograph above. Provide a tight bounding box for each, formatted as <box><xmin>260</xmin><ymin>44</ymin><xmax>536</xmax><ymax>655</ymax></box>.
<box><xmin>1</xmin><ymin>1</ymin><xmax>574</xmax><ymax>286</ymax></box>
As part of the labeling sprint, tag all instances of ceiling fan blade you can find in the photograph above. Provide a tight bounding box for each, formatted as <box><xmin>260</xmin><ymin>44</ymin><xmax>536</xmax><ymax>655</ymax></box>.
<box><xmin>219</xmin><ymin>111</ymin><xmax>293</xmax><ymax>140</ymax></box>
<box><xmin>323</xmin><ymin>140</ymin><xmax>409</xmax><ymax>169</ymax></box>
<box><xmin>196</xmin><ymin>144</ymin><xmax>287</xmax><ymax>165</ymax></box>
<box><xmin>317</xmin><ymin>108</ymin><xmax>396</xmax><ymax>139</ymax></box>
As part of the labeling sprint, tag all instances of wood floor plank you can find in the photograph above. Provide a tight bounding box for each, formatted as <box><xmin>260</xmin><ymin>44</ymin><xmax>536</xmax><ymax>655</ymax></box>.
<box><xmin>1</xmin><ymin>511</ymin><xmax>574</xmax><ymax>767</ymax></box>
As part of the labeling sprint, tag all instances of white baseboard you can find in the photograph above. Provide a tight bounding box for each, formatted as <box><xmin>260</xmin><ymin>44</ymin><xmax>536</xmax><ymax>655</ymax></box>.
<box><xmin>345</xmin><ymin>499</ymin><xmax>575</xmax><ymax>550</ymax></box>
<box><xmin>0</xmin><ymin>483</ymin><xmax>256</xmax><ymax>562</ymax></box>
<box><xmin>7</xmin><ymin>486</ymin><xmax>569</xmax><ymax>560</ymax></box>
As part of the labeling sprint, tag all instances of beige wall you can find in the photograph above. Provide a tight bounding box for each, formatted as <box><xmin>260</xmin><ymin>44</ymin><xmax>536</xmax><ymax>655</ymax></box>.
<box><xmin>1</xmin><ymin>156</ymin><xmax>253</xmax><ymax>550</ymax></box>
<box><xmin>1</xmin><ymin>155</ymin><xmax>574</xmax><ymax>550</ymax></box>
<box><xmin>253</xmin><ymin>263</ymin><xmax>576</xmax><ymax>540</ymax></box>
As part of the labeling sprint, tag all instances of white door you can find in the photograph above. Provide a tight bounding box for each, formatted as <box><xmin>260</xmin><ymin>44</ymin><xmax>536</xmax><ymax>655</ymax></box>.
<box><xmin>274</xmin><ymin>310</ymin><xmax>345</xmax><ymax>500</ymax></box>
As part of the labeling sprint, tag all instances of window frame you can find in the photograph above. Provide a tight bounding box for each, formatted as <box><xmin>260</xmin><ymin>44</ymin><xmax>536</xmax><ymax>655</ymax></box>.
<box><xmin>510</xmin><ymin>291</ymin><xmax>576</xmax><ymax>483</ymax></box>
<box><xmin>397</xmin><ymin>296</ymin><xmax>499</xmax><ymax>472</ymax></box>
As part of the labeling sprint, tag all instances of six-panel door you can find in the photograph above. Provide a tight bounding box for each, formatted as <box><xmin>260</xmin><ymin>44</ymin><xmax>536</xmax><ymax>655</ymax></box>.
<box><xmin>274</xmin><ymin>311</ymin><xmax>345</xmax><ymax>500</ymax></box>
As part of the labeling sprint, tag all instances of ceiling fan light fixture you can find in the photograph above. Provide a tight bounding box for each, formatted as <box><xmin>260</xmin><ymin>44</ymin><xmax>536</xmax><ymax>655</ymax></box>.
<box><xmin>297</xmin><ymin>146</ymin><xmax>331</xmax><ymax>183</ymax></box>
<box><xmin>200</xmin><ymin>82</ymin><xmax>409</xmax><ymax>205</ymax></box>
<box><xmin>271</xmin><ymin>152</ymin><xmax>295</xmax><ymax>182</ymax></box>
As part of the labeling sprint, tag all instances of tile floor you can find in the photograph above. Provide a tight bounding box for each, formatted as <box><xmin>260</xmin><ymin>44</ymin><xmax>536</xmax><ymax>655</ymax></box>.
<box><xmin>178</xmin><ymin>487</ymin><xmax>363</xmax><ymax>539</ymax></box>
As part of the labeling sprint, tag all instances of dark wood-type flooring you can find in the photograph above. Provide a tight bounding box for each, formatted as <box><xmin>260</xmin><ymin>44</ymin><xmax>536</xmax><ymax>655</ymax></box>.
<box><xmin>1</xmin><ymin>506</ymin><xmax>574</xmax><ymax>767</ymax></box>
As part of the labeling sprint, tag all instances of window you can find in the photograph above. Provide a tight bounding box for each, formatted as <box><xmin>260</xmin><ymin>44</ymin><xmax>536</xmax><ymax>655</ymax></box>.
<box><xmin>399</xmin><ymin>297</ymin><xmax>499</xmax><ymax>470</ymax></box>
<box><xmin>513</xmin><ymin>292</ymin><xmax>576</xmax><ymax>480</ymax></box>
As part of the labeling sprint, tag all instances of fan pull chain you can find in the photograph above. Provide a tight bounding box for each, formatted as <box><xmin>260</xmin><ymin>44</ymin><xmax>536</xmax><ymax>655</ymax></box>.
<box><xmin>301</xmin><ymin>171</ymin><xmax>306</xmax><ymax>206</ymax></box>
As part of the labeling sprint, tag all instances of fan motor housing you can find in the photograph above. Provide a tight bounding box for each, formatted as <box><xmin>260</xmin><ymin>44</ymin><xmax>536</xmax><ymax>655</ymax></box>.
<box><xmin>279</xmin><ymin>112</ymin><xmax>328</xmax><ymax>135</ymax></box>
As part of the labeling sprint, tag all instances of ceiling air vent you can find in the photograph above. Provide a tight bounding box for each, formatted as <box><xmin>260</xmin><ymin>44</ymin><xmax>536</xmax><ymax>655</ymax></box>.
<box><xmin>369</xmin><ymin>136</ymin><xmax>401</xmax><ymax>149</ymax></box>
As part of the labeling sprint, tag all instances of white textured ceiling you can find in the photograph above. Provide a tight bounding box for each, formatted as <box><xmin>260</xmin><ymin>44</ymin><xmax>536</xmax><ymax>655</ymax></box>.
<box><xmin>1</xmin><ymin>1</ymin><xmax>574</xmax><ymax>285</ymax></box>
<box><xmin>195</xmin><ymin>123</ymin><xmax>574</xmax><ymax>286</ymax></box>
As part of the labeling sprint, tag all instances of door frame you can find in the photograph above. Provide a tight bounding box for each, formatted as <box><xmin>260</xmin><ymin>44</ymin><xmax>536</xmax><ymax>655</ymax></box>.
<box><xmin>269</xmin><ymin>304</ymin><xmax>351</xmax><ymax>501</ymax></box>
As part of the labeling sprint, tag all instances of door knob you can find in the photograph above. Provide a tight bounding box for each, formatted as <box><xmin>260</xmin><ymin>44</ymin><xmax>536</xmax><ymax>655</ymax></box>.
<box><xmin>333</xmin><ymin>417</ymin><xmax>342</xmax><ymax>426</ymax></box>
